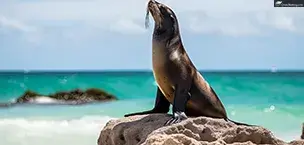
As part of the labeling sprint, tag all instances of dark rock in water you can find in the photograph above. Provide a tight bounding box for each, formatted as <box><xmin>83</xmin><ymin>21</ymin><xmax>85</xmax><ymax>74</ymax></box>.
<box><xmin>16</xmin><ymin>90</ymin><xmax>41</xmax><ymax>103</ymax></box>
<box><xmin>0</xmin><ymin>102</ymin><xmax>15</xmax><ymax>108</ymax></box>
<box><xmin>15</xmin><ymin>88</ymin><xmax>117</xmax><ymax>104</ymax></box>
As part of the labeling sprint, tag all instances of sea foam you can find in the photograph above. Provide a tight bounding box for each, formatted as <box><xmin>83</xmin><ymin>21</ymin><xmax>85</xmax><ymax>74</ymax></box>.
<box><xmin>0</xmin><ymin>115</ymin><xmax>115</xmax><ymax>145</ymax></box>
<box><xmin>28</xmin><ymin>96</ymin><xmax>59</xmax><ymax>104</ymax></box>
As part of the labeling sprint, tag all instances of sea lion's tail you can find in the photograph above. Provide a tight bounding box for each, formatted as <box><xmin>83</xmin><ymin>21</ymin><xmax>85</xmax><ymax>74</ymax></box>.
<box><xmin>226</xmin><ymin>118</ymin><xmax>256</xmax><ymax>127</ymax></box>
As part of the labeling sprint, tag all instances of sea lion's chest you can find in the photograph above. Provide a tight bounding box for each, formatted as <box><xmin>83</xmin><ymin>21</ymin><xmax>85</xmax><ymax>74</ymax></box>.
<box><xmin>152</xmin><ymin>42</ymin><xmax>167</xmax><ymax>69</ymax></box>
<box><xmin>152</xmin><ymin>41</ymin><xmax>175</xmax><ymax>102</ymax></box>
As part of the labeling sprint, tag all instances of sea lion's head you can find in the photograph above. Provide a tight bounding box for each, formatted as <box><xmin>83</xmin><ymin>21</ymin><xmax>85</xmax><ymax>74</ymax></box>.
<box><xmin>146</xmin><ymin>0</ymin><xmax>179</xmax><ymax>37</ymax></box>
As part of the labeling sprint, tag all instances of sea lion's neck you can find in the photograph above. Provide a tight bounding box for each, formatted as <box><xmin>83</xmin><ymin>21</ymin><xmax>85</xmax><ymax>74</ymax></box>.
<box><xmin>153</xmin><ymin>29</ymin><xmax>169</xmax><ymax>40</ymax></box>
<box><xmin>153</xmin><ymin>27</ymin><xmax>180</xmax><ymax>44</ymax></box>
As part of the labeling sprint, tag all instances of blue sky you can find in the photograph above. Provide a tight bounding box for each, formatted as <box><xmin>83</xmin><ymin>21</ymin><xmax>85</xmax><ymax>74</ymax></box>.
<box><xmin>0</xmin><ymin>0</ymin><xmax>303</xmax><ymax>70</ymax></box>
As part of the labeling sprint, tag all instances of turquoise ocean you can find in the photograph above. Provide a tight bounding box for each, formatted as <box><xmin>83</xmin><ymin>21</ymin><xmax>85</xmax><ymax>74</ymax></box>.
<box><xmin>0</xmin><ymin>71</ymin><xmax>303</xmax><ymax>145</ymax></box>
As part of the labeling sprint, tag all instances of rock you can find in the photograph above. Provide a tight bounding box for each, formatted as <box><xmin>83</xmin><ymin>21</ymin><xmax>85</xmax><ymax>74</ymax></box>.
<box><xmin>289</xmin><ymin>140</ymin><xmax>304</xmax><ymax>145</ymax></box>
<box><xmin>15</xmin><ymin>88</ymin><xmax>117</xmax><ymax>104</ymax></box>
<box><xmin>97</xmin><ymin>114</ymin><xmax>303</xmax><ymax>145</ymax></box>
<box><xmin>0</xmin><ymin>102</ymin><xmax>15</xmax><ymax>108</ymax></box>
<box><xmin>16</xmin><ymin>90</ymin><xmax>40</xmax><ymax>103</ymax></box>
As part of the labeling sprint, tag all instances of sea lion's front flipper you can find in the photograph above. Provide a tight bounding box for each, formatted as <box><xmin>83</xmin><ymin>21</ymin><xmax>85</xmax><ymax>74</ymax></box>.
<box><xmin>165</xmin><ymin>76</ymin><xmax>192</xmax><ymax>125</ymax></box>
<box><xmin>124</xmin><ymin>87</ymin><xmax>170</xmax><ymax>117</ymax></box>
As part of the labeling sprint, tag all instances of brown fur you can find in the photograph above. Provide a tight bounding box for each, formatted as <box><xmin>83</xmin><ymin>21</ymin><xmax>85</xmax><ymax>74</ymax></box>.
<box><xmin>126</xmin><ymin>0</ymin><xmax>251</xmax><ymax>126</ymax></box>
<box><xmin>150</xmin><ymin>3</ymin><xmax>228</xmax><ymax>119</ymax></box>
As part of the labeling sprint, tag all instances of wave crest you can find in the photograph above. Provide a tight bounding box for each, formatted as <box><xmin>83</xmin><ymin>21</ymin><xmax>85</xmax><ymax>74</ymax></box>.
<box><xmin>28</xmin><ymin>96</ymin><xmax>59</xmax><ymax>104</ymax></box>
<box><xmin>0</xmin><ymin>115</ymin><xmax>116</xmax><ymax>145</ymax></box>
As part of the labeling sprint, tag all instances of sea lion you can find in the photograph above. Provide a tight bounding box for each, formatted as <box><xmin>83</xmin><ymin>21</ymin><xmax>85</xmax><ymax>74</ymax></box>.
<box><xmin>124</xmin><ymin>0</ymin><xmax>251</xmax><ymax>126</ymax></box>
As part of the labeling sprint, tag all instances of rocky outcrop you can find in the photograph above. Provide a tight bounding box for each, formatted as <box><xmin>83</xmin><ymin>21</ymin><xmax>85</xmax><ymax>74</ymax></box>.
<box><xmin>13</xmin><ymin>88</ymin><xmax>117</xmax><ymax>105</ymax></box>
<box><xmin>0</xmin><ymin>102</ymin><xmax>16</xmax><ymax>108</ymax></box>
<box><xmin>98</xmin><ymin>114</ymin><xmax>304</xmax><ymax>145</ymax></box>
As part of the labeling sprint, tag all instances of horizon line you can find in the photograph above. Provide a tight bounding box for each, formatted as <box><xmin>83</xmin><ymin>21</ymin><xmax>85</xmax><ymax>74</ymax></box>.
<box><xmin>0</xmin><ymin>69</ymin><xmax>304</xmax><ymax>73</ymax></box>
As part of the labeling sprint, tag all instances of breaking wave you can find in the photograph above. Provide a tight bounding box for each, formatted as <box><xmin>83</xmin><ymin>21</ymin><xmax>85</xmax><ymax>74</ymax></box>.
<box><xmin>0</xmin><ymin>115</ymin><xmax>115</xmax><ymax>145</ymax></box>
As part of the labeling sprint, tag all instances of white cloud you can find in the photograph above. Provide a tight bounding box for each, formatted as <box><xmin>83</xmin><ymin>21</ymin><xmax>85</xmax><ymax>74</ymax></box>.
<box><xmin>255</xmin><ymin>11</ymin><xmax>299</xmax><ymax>32</ymax></box>
<box><xmin>185</xmin><ymin>12</ymin><xmax>262</xmax><ymax>36</ymax></box>
<box><xmin>0</xmin><ymin>15</ymin><xmax>35</xmax><ymax>32</ymax></box>
<box><xmin>0</xmin><ymin>0</ymin><xmax>304</xmax><ymax>37</ymax></box>
<box><xmin>167</xmin><ymin>0</ymin><xmax>304</xmax><ymax>36</ymax></box>
<box><xmin>0</xmin><ymin>15</ymin><xmax>41</xmax><ymax>45</ymax></box>
<box><xmin>109</xmin><ymin>19</ymin><xmax>147</xmax><ymax>34</ymax></box>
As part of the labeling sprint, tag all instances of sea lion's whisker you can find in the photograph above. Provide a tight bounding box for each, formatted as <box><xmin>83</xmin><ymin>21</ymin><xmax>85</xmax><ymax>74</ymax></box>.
<box><xmin>145</xmin><ymin>5</ymin><xmax>150</xmax><ymax>29</ymax></box>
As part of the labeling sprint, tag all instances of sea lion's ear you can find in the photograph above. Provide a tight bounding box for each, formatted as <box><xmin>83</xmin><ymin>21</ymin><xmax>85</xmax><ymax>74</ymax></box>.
<box><xmin>170</xmin><ymin>14</ymin><xmax>175</xmax><ymax>20</ymax></box>
<box><xmin>169</xmin><ymin>14</ymin><xmax>175</xmax><ymax>25</ymax></box>
<box><xmin>170</xmin><ymin>14</ymin><xmax>176</xmax><ymax>31</ymax></box>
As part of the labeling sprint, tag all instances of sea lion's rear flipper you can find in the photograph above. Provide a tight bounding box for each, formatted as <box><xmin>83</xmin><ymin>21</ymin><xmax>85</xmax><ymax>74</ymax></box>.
<box><xmin>226</xmin><ymin>118</ymin><xmax>256</xmax><ymax>127</ymax></box>
<box><xmin>124</xmin><ymin>87</ymin><xmax>170</xmax><ymax>117</ymax></box>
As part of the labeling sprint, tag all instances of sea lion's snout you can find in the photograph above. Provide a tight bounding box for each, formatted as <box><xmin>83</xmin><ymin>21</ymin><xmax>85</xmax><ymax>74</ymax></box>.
<box><xmin>146</xmin><ymin>0</ymin><xmax>177</xmax><ymax>30</ymax></box>
<box><xmin>147</xmin><ymin>0</ymin><xmax>163</xmax><ymax>26</ymax></box>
